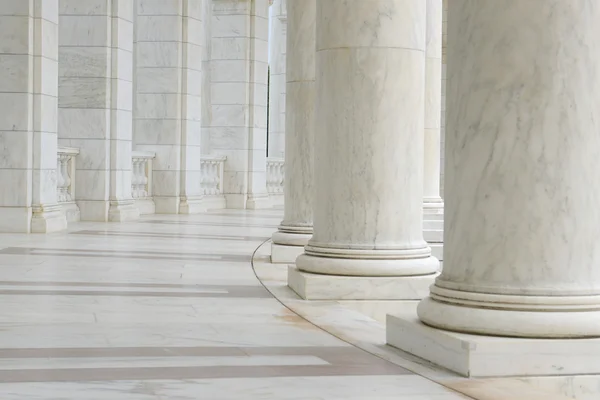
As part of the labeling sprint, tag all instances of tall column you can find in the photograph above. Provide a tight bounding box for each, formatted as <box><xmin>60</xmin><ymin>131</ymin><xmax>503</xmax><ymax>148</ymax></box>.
<box><xmin>267</xmin><ymin>0</ymin><xmax>287</xmax><ymax>159</ymax></box>
<box><xmin>271</xmin><ymin>0</ymin><xmax>315</xmax><ymax>263</ymax></box>
<box><xmin>59</xmin><ymin>0</ymin><xmax>139</xmax><ymax>222</ymax></box>
<box><xmin>211</xmin><ymin>0</ymin><xmax>271</xmax><ymax>209</ymax></box>
<box><xmin>415</xmin><ymin>0</ymin><xmax>600</xmax><ymax>338</ymax></box>
<box><xmin>134</xmin><ymin>0</ymin><xmax>204</xmax><ymax>214</ymax></box>
<box><xmin>0</xmin><ymin>0</ymin><xmax>67</xmax><ymax>233</ymax></box>
<box><xmin>290</xmin><ymin>0</ymin><xmax>438</xmax><ymax>300</ymax></box>
<box><xmin>423</xmin><ymin>0</ymin><xmax>443</xmax><ymax>215</ymax></box>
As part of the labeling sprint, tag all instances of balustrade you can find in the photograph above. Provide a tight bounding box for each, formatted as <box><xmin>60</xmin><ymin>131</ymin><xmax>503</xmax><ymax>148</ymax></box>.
<box><xmin>131</xmin><ymin>151</ymin><xmax>155</xmax><ymax>214</ymax></box>
<box><xmin>266</xmin><ymin>158</ymin><xmax>285</xmax><ymax>194</ymax></box>
<box><xmin>57</xmin><ymin>147</ymin><xmax>80</xmax><ymax>221</ymax></box>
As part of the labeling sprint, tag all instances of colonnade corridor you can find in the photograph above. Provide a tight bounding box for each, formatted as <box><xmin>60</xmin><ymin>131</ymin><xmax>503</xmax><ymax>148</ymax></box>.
<box><xmin>0</xmin><ymin>211</ymin><xmax>469</xmax><ymax>399</ymax></box>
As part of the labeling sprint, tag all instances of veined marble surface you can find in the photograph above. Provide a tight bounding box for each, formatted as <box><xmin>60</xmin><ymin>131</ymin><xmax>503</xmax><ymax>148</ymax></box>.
<box><xmin>272</xmin><ymin>0</ymin><xmax>315</xmax><ymax>251</ymax></box>
<box><xmin>419</xmin><ymin>0</ymin><xmax>600</xmax><ymax>338</ymax></box>
<box><xmin>300</xmin><ymin>0</ymin><xmax>437</xmax><ymax>278</ymax></box>
<box><xmin>0</xmin><ymin>210</ymin><xmax>468</xmax><ymax>399</ymax></box>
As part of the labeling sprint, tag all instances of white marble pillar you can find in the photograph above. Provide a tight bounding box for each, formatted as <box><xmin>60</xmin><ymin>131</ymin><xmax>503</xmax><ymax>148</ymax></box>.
<box><xmin>211</xmin><ymin>0</ymin><xmax>271</xmax><ymax>209</ymax></box>
<box><xmin>134</xmin><ymin>0</ymin><xmax>204</xmax><ymax>214</ymax></box>
<box><xmin>267</xmin><ymin>0</ymin><xmax>287</xmax><ymax>159</ymax></box>
<box><xmin>59</xmin><ymin>0</ymin><xmax>139</xmax><ymax>222</ymax></box>
<box><xmin>0</xmin><ymin>0</ymin><xmax>67</xmax><ymax>233</ymax></box>
<box><xmin>201</xmin><ymin>0</ymin><xmax>212</xmax><ymax>155</ymax></box>
<box><xmin>423</xmin><ymin>0</ymin><xmax>443</xmax><ymax>216</ymax></box>
<box><xmin>271</xmin><ymin>0</ymin><xmax>315</xmax><ymax>263</ymax></box>
<box><xmin>416</xmin><ymin>0</ymin><xmax>600</xmax><ymax>338</ymax></box>
<box><xmin>290</xmin><ymin>0</ymin><xmax>438</xmax><ymax>300</ymax></box>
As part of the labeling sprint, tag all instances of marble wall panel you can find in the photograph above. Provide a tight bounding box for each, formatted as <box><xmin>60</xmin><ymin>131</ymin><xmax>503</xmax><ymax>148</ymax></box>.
<box><xmin>0</xmin><ymin>0</ymin><xmax>66</xmax><ymax>233</ymax></box>
<box><xmin>58</xmin><ymin>0</ymin><xmax>138</xmax><ymax>222</ymax></box>
<box><xmin>133</xmin><ymin>0</ymin><xmax>204</xmax><ymax>214</ymax></box>
<box><xmin>211</xmin><ymin>0</ymin><xmax>270</xmax><ymax>209</ymax></box>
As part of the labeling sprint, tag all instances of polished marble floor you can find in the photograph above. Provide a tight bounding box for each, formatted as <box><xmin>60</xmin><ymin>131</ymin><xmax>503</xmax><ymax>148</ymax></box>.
<box><xmin>0</xmin><ymin>209</ymin><xmax>469</xmax><ymax>399</ymax></box>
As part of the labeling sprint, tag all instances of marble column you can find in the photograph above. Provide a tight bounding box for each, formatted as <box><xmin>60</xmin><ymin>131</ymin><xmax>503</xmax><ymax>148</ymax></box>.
<box><xmin>423</xmin><ymin>0</ymin><xmax>443</xmax><ymax>216</ymax></box>
<box><xmin>0</xmin><ymin>0</ymin><xmax>67</xmax><ymax>233</ymax></box>
<box><xmin>271</xmin><ymin>0</ymin><xmax>315</xmax><ymax>263</ymax></box>
<box><xmin>134</xmin><ymin>0</ymin><xmax>204</xmax><ymax>214</ymax></box>
<box><xmin>59</xmin><ymin>0</ymin><xmax>139</xmax><ymax>222</ymax></box>
<box><xmin>211</xmin><ymin>0</ymin><xmax>271</xmax><ymax>209</ymax></box>
<box><xmin>267</xmin><ymin>0</ymin><xmax>287</xmax><ymax>159</ymax></box>
<box><xmin>415</xmin><ymin>0</ymin><xmax>600</xmax><ymax>338</ymax></box>
<box><xmin>290</xmin><ymin>0</ymin><xmax>439</xmax><ymax>300</ymax></box>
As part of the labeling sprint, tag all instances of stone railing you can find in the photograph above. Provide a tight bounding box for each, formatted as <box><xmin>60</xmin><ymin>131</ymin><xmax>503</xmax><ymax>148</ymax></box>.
<box><xmin>57</xmin><ymin>147</ymin><xmax>80</xmax><ymax>221</ymax></box>
<box><xmin>132</xmin><ymin>151</ymin><xmax>155</xmax><ymax>214</ymax></box>
<box><xmin>266</xmin><ymin>158</ymin><xmax>285</xmax><ymax>195</ymax></box>
<box><xmin>200</xmin><ymin>155</ymin><xmax>226</xmax><ymax>195</ymax></box>
<box><xmin>200</xmin><ymin>155</ymin><xmax>227</xmax><ymax>209</ymax></box>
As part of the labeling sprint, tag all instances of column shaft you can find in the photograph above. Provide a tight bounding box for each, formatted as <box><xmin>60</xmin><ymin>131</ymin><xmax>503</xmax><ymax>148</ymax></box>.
<box><xmin>0</xmin><ymin>0</ymin><xmax>66</xmax><ymax>233</ymax></box>
<box><xmin>423</xmin><ymin>0</ymin><xmax>444</xmax><ymax>214</ymax></box>
<box><xmin>295</xmin><ymin>0</ymin><xmax>438</xmax><ymax>277</ymax></box>
<box><xmin>210</xmin><ymin>0</ymin><xmax>271</xmax><ymax>209</ymax></box>
<box><xmin>418</xmin><ymin>0</ymin><xmax>600</xmax><ymax>337</ymax></box>
<box><xmin>270</xmin><ymin>0</ymin><xmax>315</xmax><ymax>262</ymax></box>
<box><xmin>59</xmin><ymin>0</ymin><xmax>138</xmax><ymax>222</ymax></box>
<box><xmin>267</xmin><ymin>0</ymin><xmax>287</xmax><ymax>159</ymax></box>
<box><xmin>134</xmin><ymin>0</ymin><xmax>205</xmax><ymax>214</ymax></box>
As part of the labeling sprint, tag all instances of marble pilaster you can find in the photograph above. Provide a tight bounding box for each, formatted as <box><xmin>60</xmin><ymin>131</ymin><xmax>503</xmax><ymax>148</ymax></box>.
<box><xmin>210</xmin><ymin>0</ymin><xmax>271</xmax><ymax>209</ymax></box>
<box><xmin>134</xmin><ymin>0</ymin><xmax>204</xmax><ymax>214</ymax></box>
<box><xmin>388</xmin><ymin>0</ymin><xmax>600</xmax><ymax>377</ymax></box>
<box><xmin>0</xmin><ymin>0</ymin><xmax>67</xmax><ymax>233</ymax></box>
<box><xmin>267</xmin><ymin>0</ymin><xmax>287</xmax><ymax>159</ymax></box>
<box><xmin>270</xmin><ymin>0</ymin><xmax>315</xmax><ymax>263</ymax></box>
<box><xmin>290</xmin><ymin>0</ymin><xmax>439</xmax><ymax>300</ymax></box>
<box><xmin>58</xmin><ymin>0</ymin><xmax>139</xmax><ymax>222</ymax></box>
<box><xmin>423</xmin><ymin>0</ymin><xmax>443</xmax><ymax>216</ymax></box>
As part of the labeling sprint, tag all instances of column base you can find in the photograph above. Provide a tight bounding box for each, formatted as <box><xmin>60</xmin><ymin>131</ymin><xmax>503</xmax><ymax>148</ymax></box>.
<box><xmin>271</xmin><ymin>227</ymin><xmax>313</xmax><ymax>263</ymax></box>
<box><xmin>423</xmin><ymin>198</ymin><xmax>444</xmax><ymax>215</ymax></box>
<box><xmin>386</xmin><ymin>307</ymin><xmax>600</xmax><ymax>377</ymax></box>
<box><xmin>31</xmin><ymin>205</ymin><xmax>67</xmax><ymax>233</ymax></box>
<box><xmin>288</xmin><ymin>265</ymin><xmax>437</xmax><ymax>300</ymax></box>
<box><xmin>179</xmin><ymin>196</ymin><xmax>206</xmax><ymax>214</ymax></box>
<box><xmin>297</xmin><ymin>247</ymin><xmax>440</xmax><ymax>276</ymax></box>
<box><xmin>246</xmin><ymin>194</ymin><xmax>272</xmax><ymax>210</ymax></box>
<box><xmin>417</xmin><ymin>287</ymin><xmax>600</xmax><ymax>338</ymax></box>
<box><xmin>271</xmin><ymin>244</ymin><xmax>305</xmax><ymax>264</ymax></box>
<box><xmin>108</xmin><ymin>200</ymin><xmax>140</xmax><ymax>222</ymax></box>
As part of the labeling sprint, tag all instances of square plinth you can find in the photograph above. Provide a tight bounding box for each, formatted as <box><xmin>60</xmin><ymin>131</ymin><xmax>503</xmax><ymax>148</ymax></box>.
<box><xmin>386</xmin><ymin>311</ymin><xmax>600</xmax><ymax>377</ymax></box>
<box><xmin>271</xmin><ymin>243</ymin><xmax>305</xmax><ymax>264</ymax></box>
<box><xmin>288</xmin><ymin>266</ymin><xmax>437</xmax><ymax>300</ymax></box>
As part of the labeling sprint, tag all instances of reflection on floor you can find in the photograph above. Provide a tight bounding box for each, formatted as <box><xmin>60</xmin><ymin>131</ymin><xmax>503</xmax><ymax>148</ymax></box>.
<box><xmin>0</xmin><ymin>210</ymin><xmax>468</xmax><ymax>399</ymax></box>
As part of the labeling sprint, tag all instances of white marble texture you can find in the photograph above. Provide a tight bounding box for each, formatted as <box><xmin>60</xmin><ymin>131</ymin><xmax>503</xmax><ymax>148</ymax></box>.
<box><xmin>210</xmin><ymin>0</ymin><xmax>271</xmax><ymax>209</ymax></box>
<box><xmin>423</xmin><ymin>0</ymin><xmax>443</xmax><ymax>215</ymax></box>
<box><xmin>289</xmin><ymin>266</ymin><xmax>436</xmax><ymax>301</ymax></box>
<box><xmin>134</xmin><ymin>0</ymin><xmax>205</xmax><ymax>215</ymax></box>
<box><xmin>415</xmin><ymin>0</ymin><xmax>600</xmax><ymax>338</ymax></box>
<box><xmin>58</xmin><ymin>0</ymin><xmax>138</xmax><ymax>222</ymax></box>
<box><xmin>295</xmin><ymin>0</ymin><xmax>438</xmax><ymax>282</ymax></box>
<box><xmin>270</xmin><ymin>0</ymin><xmax>315</xmax><ymax>263</ymax></box>
<box><xmin>0</xmin><ymin>210</ymin><xmax>469</xmax><ymax>400</ymax></box>
<box><xmin>388</xmin><ymin>311</ymin><xmax>600</xmax><ymax>378</ymax></box>
<box><xmin>0</xmin><ymin>0</ymin><xmax>66</xmax><ymax>233</ymax></box>
<box><xmin>267</xmin><ymin>0</ymin><xmax>287</xmax><ymax>159</ymax></box>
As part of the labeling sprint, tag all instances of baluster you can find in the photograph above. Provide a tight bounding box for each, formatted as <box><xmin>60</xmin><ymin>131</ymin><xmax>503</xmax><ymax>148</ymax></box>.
<box><xmin>63</xmin><ymin>155</ymin><xmax>72</xmax><ymax>201</ymax></box>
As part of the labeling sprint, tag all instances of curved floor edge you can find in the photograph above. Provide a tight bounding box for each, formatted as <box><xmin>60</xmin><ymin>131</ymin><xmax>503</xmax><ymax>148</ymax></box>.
<box><xmin>250</xmin><ymin>240</ymin><xmax>577</xmax><ymax>400</ymax></box>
